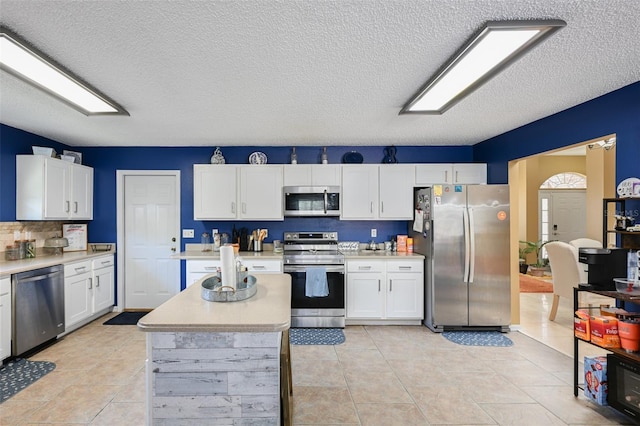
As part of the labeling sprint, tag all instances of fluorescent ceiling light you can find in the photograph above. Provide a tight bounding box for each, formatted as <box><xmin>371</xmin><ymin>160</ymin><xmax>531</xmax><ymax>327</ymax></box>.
<box><xmin>0</xmin><ymin>27</ymin><xmax>128</xmax><ymax>116</ymax></box>
<box><xmin>400</xmin><ymin>20</ymin><xmax>566</xmax><ymax>115</ymax></box>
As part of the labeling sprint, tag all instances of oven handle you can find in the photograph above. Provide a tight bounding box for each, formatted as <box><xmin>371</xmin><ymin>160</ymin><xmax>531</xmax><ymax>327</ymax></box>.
<box><xmin>284</xmin><ymin>265</ymin><xmax>345</xmax><ymax>274</ymax></box>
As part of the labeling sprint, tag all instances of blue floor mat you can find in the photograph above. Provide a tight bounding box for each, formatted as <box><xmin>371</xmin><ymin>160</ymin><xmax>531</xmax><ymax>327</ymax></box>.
<box><xmin>290</xmin><ymin>328</ymin><xmax>345</xmax><ymax>345</ymax></box>
<box><xmin>1</xmin><ymin>358</ymin><xmax>56</xmax><ymax>402</ymax></box>
<box><xmin>442</xmin><ymin>331</ymin><xmax>513</xmax><ymax>347</ymax></box>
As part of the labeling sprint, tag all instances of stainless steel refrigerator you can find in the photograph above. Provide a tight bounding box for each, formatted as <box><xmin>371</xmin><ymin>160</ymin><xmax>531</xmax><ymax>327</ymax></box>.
<box><xmin>410</xmin><ymin>185</ymin><xmax>510</xmax><ymax>332</ymax></box>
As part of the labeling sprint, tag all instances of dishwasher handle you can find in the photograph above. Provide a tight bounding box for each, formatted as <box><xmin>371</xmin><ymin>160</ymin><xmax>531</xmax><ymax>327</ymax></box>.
<box><xmin>16</xmin><ymin>271</ymin><xmax>62</xmax><ymax>284</ymax></box>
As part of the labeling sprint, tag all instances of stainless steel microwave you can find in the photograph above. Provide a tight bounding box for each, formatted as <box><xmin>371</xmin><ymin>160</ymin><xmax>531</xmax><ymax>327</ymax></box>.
<box><xmin>283</xmin><ymin>186</ymin><xmax>340</xmax><ymax>217</ymax></box>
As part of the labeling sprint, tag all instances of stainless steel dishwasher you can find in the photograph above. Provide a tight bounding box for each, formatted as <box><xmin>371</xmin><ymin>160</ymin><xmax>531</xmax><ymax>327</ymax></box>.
<box><xmin>12</xmin><ymin>264</ymin><xmax>65</xmax><ymax>356</ymax></box>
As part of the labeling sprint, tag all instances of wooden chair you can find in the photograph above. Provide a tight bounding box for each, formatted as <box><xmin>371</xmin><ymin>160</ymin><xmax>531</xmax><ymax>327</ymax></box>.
<box><xmin>545</xmin><ymin>241</ymin><xmax>582</xmax><ymax>321</ymax></box>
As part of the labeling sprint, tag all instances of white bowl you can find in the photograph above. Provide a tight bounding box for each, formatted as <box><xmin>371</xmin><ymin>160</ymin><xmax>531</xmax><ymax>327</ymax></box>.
<box><xmin>60</xmin><ymin>155</ymin><xmax>75</xmax><ymax>162</ymax></box>
<box><xmin>32</xmin><ymin>146</ymin><xmax>56</xmax><ymax>157</ymax></box>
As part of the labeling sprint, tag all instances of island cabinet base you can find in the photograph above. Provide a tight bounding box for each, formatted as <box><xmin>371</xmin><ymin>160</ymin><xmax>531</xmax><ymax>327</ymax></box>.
<box><xmin>146</xmin><ymin>330</ymin><xmax>284</xmax><ymax>425</ymax></box>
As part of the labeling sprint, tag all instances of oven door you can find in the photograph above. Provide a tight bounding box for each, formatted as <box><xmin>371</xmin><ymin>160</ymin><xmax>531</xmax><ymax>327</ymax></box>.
<box><xmin>285</xmin><ymin>264</ymin><xmax>345</xmax><ymax>328</ymax></box>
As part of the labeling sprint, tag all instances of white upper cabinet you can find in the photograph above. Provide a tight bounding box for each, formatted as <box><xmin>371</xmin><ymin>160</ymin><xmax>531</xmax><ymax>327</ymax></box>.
<box><xmin>451</xmin><ymin>163</ymin><xmax>487</xmax><ymax>184</ymax></box>
<box><xmin>239</xmin><ymin>165</ymin><xmax>283</xmax><ymax>220</ymax></box>
<box><xmin>283</xmin><ymin>164</ymin><xmax>341</xmax><ymax>186</ymax></box>
<box><xmin>194</xmin><ymin>165</ymin><xmax>238</xmax><ymax>220</ymax></box>
<box><xmin>16</xmin><ymin>155</ymin><xmax>93</xmax><ymax>220</ymax></box>
<box><xmin>379</xmin><ymin>165</ymin><xmax>414</xmax><ymax>219</ymax></box>
<box><xmin>415</xmin><ymin>163</ymin><xmax>486</xmax><ymax>185</ymax></box>
<box><xmin>193</xmin><ymin>164</ymin><xmax>283</xmax><ymax>220</ymax></box>
<box><xmin>341</xmin><ymin>165</ymin><xmax>379</xmax><ymax>219</ymax></box>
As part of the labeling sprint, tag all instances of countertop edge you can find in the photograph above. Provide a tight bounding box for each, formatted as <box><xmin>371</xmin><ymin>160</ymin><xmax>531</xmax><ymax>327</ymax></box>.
<box><xmin>137</xmin><ymin>320</ymin><xmax>291</xmax><ymax>333</ymax></box>
<box><xmin>0</xmin><ymin>246</ymin><xmax>116</xmax><ymax>275</ymax></box>
<box><xmin>173</xmin><ymin>250</ymin><xmax>424</xmax><ymax>260</ymax></box>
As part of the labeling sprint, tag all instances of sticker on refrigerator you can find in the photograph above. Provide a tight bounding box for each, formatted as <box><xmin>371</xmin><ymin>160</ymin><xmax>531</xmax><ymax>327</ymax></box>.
<box><xmin>455</xmin><ymin>185</ymin><xmax>462</xmax><ymax>192</ymax></box>
<box><xmin>497</xmin><ymin>211</ymin><xmax>507</xmax><ymax>221</ymax></box>
<box><xmin>434</xmin><ymin>185</ymin><xmax>442</xmax><ymax>196</ymax></box>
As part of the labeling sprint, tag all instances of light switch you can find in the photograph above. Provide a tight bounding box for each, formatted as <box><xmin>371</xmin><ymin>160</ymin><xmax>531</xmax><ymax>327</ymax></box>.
<box><xmin>371</xmin><ymin>229</ymin><xmax>377</xmax><ymax>238</ymax></box>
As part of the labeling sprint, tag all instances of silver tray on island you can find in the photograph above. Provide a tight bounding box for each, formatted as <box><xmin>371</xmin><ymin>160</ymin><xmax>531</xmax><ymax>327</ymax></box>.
<box><xmin>201</xmin><ymin>274</ymin><xmax>257</xmax><ymax>302</ymax></box>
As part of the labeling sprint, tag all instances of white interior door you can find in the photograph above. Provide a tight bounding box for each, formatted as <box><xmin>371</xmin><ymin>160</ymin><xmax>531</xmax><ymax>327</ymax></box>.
<box><xmin>539</xmin><ymin>190</ymin><xmax>586</xmax><ymax>243</ymax></box>
<box><xmin>118</xmin><ymin>172</ymin><xmax>180</xmax><ymax>310</ymax></box>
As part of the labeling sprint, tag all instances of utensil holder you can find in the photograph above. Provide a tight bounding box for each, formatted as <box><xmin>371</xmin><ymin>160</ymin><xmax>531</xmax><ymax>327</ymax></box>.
<box><xmin>253</xmin><ymin>240</ymin><xmax>263</xmax><ymax>252</ymax></box>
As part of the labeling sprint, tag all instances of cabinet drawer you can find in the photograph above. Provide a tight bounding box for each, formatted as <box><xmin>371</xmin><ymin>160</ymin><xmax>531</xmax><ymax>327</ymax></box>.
<box><xmin>243</xmin><ymin>259</ymin><xmax>282</xmax><ymax>273</ymax></box>
<box><xmin>347</xmin><ymin>260</ymin><xmax>384</xmax><ymax>273</ymax></box>
<box><xmin>386</xmin><ymin>260</ymin><xmax>423</xmax><ymax>273</ymax></box>
<box><xmin>92</xmin><ymin>255</ymin><xmax>114</xmax><ymax>270</ymax></box>
<box><xmin>186</xmin><ymin>260</ymin><xmax>222</xmax><ymax>274</ymax></box>
<box><xmin>65</xmin><ymin>260</ymin><xmax>92</xmax><ymax>277</ymax></box>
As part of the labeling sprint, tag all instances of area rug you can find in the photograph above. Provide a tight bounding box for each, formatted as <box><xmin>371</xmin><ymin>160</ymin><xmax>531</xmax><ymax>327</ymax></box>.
<box><xmin>519</xmin><ymin>273</ymin><xmax>553</xmax><ymax>293</ymax></box>
<box><xmin>103</xmin><ymin>311</ymin><xmax>147</xmax><ymax>325</ymax></box>
<box><xmin>442</xmin><ymin>331</ymin><xmax>513</xmax><ymax>347</ymax></box>
<box><xmin>290</xmin><ymin>328</ymin><xmax>345</xmax><ymax>345</ymax></box>
<box><xmin>0</xmin><ymin>358</ymin><xmax>56</xmax><ymax>402</ymax></box>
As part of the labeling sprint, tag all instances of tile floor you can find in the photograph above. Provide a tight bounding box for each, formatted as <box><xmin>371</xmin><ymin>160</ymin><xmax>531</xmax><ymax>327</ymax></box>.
<box><xmin>0</xmin><ymin>291</ymin><xmax>635</xmax><ymax>425</ymax></box>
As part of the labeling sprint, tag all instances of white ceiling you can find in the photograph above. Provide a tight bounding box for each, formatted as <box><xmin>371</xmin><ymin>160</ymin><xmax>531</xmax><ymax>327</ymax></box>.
<box><xmin>1</xmin><ymin>1</ymin><xmax>639</xmax><ymax>148</ymax></box>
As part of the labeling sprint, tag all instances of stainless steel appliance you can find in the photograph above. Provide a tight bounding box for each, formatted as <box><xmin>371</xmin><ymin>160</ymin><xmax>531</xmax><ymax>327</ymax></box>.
<box><xmin>283</xmin><ymin>186</ymin><xmax>340</xmax><ymax>217</ymax></box>
<box><xmin>410</xmin><ymin>185</ymin><xmax>510</xmax><ymax>332</ymax></box>
<box><xmin>12</xmin><ymin>264</ymin><xmax>65</xmax><ymax>356</ymax></box>
<box><xmin>283</xmin><ymin>231</ymin><xmax>345</xmax><ymax>327</ymax></box>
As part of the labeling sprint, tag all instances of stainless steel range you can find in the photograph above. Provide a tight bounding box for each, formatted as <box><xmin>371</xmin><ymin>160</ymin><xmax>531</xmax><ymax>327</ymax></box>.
<box><xmin>283</xmin><ymin>231</ymin><xmax>345</xmax><ymax>328</ymax></box>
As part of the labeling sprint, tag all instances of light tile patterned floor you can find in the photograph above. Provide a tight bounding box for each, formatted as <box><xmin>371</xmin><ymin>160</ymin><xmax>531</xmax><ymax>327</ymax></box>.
<box><xmin>0</xmin><ymin>292</ymin><xmax>634</xmax><ymax>425</ymax></box>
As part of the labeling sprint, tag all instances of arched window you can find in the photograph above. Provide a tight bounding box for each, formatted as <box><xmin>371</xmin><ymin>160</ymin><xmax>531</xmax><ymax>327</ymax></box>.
<box><xmin>540</xmin><ymin>172</ymin><xmax>587</xmax><ymax>189</ymax></box>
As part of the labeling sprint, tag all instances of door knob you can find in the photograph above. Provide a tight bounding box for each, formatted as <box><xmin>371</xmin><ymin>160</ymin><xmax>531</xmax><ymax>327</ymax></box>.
<box><xmin>171</xmin><ymin>237</ymin><xmax>176</xmax><ymax>242</ymax></box>
<box><xmin>171</xmin><ymin>247</ymin><xmax>176</xmax><ymax>252</ymax></box>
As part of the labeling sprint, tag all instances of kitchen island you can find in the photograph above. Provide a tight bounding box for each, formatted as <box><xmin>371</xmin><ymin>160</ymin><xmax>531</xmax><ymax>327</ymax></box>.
<box><xmin>138</xmin><ymin>273</ymin><xmax>291</xmax><ymax>425</ymax></box>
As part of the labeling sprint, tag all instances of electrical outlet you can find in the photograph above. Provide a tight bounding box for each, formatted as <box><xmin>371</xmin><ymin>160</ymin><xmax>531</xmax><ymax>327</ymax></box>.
<box><xmin>371</xmin><ymin>228</ymin><xmax>377</xmax><ymax>238</ymax></box>
<box><xmin>182</xmin><ymin>229</ymin><xmax>195</xmax><ymax>238</ymax></box>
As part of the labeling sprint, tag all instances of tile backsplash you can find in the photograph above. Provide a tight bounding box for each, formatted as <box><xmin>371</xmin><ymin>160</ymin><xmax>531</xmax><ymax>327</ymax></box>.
<box><xmin>0</xmin><ymin>221</ymin><xmax>67</xmax><ymax>250</ymax></box>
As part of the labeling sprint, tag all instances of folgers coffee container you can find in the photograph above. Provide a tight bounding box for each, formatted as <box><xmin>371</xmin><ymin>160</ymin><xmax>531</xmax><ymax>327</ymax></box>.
<box><xmin>590</xmin><ymin>316</ymin><xmax>620</xmax><ymax>348</ymax></box>
<box><xmin>407</xmin><ymin>238</ymin><xmax>414</xmax><ymax>253</ymax></box>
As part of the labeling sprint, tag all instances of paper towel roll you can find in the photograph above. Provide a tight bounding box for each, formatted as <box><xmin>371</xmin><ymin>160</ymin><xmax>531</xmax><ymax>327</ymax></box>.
<box><xmin>220</xmin><ymin>245</ymin><xmax>236</xmax><ymax>291</ymax></box>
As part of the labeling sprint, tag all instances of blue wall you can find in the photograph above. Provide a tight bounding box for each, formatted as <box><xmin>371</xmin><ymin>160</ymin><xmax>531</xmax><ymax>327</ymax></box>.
<box><xmin>0</xmin><ymin>133</ymin><xmax>473</xmax><ymax>245</ymax></box>
<box><xmin>473</xmin><ymin>80</ymin><xmax>640</xmax><ymax>215</ymax></box>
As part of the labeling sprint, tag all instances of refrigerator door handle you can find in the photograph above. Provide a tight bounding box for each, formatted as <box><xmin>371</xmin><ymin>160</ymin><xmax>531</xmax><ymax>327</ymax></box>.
<box><xmin>463</xmin><ymin>207</ymin><xmax>470</xmax><ymax>283</ymax></box>
<box><xmin>468</xmin><ymin>207</ymin><xmax>476</xmax><ymax>284</ymax></box>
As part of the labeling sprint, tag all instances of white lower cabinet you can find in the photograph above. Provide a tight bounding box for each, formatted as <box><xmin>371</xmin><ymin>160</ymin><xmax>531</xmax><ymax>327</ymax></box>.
<box><xmin>186</xmin><ymin>258</ymin><xmax>283</xmax><ymax>287</ymax></box>
<box><xmin>0</xmin><ymin>276</ymin><xmax>11</xmax><ymax>361</ymax></box>
<box><xmin>64</xmin><ymin>255</ymin><xmax>114</xmax><ymax>333</ymax></box>
<box><xmin>346</xmin><ymin>258</ymin><xmax>423</xmax><ymax>323</ymax></box>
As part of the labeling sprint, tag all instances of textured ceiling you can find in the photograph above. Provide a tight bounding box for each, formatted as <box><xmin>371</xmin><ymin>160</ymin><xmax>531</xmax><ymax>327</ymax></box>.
<box><xmin>0</xmin><ymin>0</ymin><xmax>639</xmax><ymax>148</ymax></box>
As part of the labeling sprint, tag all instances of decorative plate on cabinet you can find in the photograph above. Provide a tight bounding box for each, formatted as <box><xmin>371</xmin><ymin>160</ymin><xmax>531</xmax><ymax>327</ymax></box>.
<box><xmin>342</xmin><ymin>151</ymin><xmax>363</xmax><ymax>163</ymax></box>
<box><xmin>249</xmin><ymin>151</ymin><xmax>268</xmax><ymax>164</ymax></box>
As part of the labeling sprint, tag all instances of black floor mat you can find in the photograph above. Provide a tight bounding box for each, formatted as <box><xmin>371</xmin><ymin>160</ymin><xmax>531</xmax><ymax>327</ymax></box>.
<box><xmin>103</xmin><ymin>311</ymin><xmax>147</xmax><ymax>325</ymax></box>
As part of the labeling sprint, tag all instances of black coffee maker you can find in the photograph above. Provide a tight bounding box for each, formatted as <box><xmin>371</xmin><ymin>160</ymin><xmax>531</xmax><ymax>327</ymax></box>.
<box><xmin>578</xmin><ymin>247</ymin><xmax>629</xmax><ymax>290</ymax></box>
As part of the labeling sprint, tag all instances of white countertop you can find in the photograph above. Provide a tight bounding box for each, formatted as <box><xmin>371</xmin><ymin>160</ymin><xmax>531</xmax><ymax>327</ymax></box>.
<box><xmin>0</xmin><ymin>246</ymin><xmax>116</xmax><ymax>276</ymax></box>
<box><xmin>138</xmin><ymin>272</ymin><xmax>291</xmax><ymax>333</ymax></box>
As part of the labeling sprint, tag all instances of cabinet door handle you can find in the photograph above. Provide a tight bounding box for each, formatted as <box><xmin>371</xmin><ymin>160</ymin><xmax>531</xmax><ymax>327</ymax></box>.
<box><xmin>204</xmin><ymin>267</ymin><xmax>217</xmax><ymax>271</ymax></box>
<box><xmin>389</xmin><ymin>279</ymin><xmax>392</xmax><ymax>291</ymax></box>
<box><xmin>231</xmin><ymin>202</ymin><xmax>236</xmax><ymax>214</ymax></box>
<box><xmin>88</xmin><ymin>278</ymin><xmax>92</xmax><ymax>289</ymax></box>
<box><xmin>399</xmin><ymin>266</ymin><xmax>412</xmax><ymax>270</ymax></box>
<box><xmin>242</xmin><ymin>202</ymin><xmax>246</xmax><ymax>214</ymax></box>
<box><xmin>101</xmin><ymin>261</ymin><xmax>110</xmax><ymax>265</ymax></box>
<box><xmin>96</xmin><ymin>276</ymin><xmax>100</xmax><ymax>287</ymax></box>
<box><xmin>358</xmin><ymin>266</ymin><xmax>371</xmax><ymax>270</ymax></box>
<box><xmin>444</xmin><ymin>170</ymin><xmax>448</xmax><ymax>182</ymax></box>
<box><xmin>74</xmin><ymin>201</ymin><xmax>78</xmax><ymax>213</ymax></box>
<box><xmin>66</xmin><ymin>201</ymin><xmax>70</xmax><ymax>212</ymax></box>
<box><xmin>381</xmin><ymin>201</ymin><xmax>384</xmax><ymax>213</ymax></box>
<box><xmin>378</xmin><ymin>280</ymin><xmax>381</xmax><ymax>292</ymax></box>
<box><xmin>455</xmin><ymin>171</ymin><xmax>459</xmax><ymax>183</ymax></box>
<box><xmin>370</xmin><ymin>202</ymin><xmax>374</xmax><ymax>213</ymax></box>
<box><xmin>252</xmin><ymin>265</ymin><xmax>266</xmax><ymax>270</ymax></box>
<box><xmin>75</xmin><ymin>267</ymin><xmax>87</xmax><ymax>273</ymax></box>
